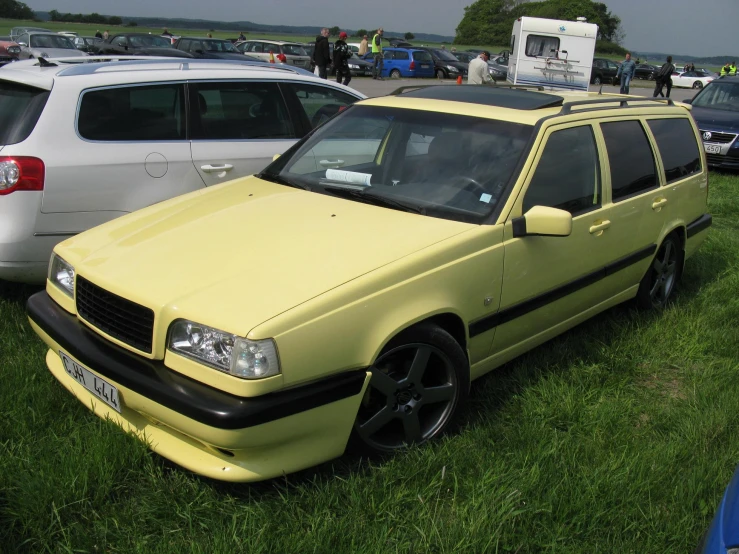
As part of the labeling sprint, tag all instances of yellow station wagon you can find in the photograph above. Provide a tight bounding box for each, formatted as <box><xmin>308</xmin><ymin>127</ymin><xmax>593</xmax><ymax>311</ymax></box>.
<box><xmin>28</xmin><ymin>86</ymin><xmax>712</xmax><ymax>482</ymax></box>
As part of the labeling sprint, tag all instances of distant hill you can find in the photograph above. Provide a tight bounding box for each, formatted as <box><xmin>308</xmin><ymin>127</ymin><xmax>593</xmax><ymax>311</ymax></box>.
<box><xmin>633</xmin><ymin>51</ymin><xmax>739</xmax><ymax>66</ymax></box>
<box><xmin>33</xmin><ymin>11</ymin><xmax>455</xmax><ymax>42</ymax></box>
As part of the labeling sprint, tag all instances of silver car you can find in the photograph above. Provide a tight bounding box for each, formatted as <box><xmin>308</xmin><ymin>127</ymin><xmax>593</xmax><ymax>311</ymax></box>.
<box><xmin>236</xmin><ymin>40</ymin><xmax>311</xmax><ymax>69</ymax></box>
<box><xmin>16</xmin><ymin>32</ymin><xmax>88</xmax><ymax>60</ymax></box>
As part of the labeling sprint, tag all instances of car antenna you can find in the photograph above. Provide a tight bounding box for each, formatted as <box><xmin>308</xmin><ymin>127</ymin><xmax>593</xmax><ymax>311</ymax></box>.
<box><xmin>37</xmin><ymin>56</ymin><xmax>57</xmax><ymax>67</ymax></box>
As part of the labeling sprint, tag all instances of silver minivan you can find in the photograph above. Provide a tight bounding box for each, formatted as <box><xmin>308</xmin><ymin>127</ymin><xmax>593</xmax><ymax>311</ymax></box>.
<box><xmin>0</xmin><ymin>58</ymin><xmax>363</xmax><ymax>283</ymax></box>
<box><xmin>236</xmin><ymin>40</ymin><xmax>312</xmax><ymax>69</ymax></box>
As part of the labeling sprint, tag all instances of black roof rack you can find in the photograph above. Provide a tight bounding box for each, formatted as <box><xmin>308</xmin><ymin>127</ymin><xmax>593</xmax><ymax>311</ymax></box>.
<box><xmin>390</xmin><ymin>83</ymin><xmax>544</xmax><ymax>96</ymax></box>
<box><xmin>389</xmin><ymin>84</ymin><xmax>563</xmax><ymax>110</ymax></box>
<box><xmin>559</xmin><ymin>97</ymin><xmax>675</xmax><ymax>115</ymax></box>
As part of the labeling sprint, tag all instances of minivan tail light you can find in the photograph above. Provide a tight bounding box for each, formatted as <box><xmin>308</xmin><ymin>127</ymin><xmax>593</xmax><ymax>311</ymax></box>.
<box><xmin>409</xmin><ymin>60</ymin><xmax>416</xmax><ymax>70</ymax></box>
<box><xmin>0</xmin><ymin>156</ymin><xmax>44</xmax><ymax>195</ymax></box>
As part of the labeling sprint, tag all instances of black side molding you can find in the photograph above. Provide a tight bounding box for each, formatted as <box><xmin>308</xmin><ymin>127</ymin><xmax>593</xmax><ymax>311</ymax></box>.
<box><xmin>686</xmin><ymin>214</ymin><xmax>712</xmax><ymax>238</ymax></box>
<box><xmin>27</xmin><ymin>292</ymin><xmax>366</xmax><ymax>430</ymax></box>
<box><xmin>469</xmin><ymin>244</ymin><xmax>657</xmax><ymax>338</ymax></box>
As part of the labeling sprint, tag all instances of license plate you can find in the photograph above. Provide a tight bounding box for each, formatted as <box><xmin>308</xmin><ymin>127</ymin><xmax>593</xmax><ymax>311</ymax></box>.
<box><xmin>704</xmin><ymin>143</ymin><xmax>722</xmax><ymax>154</ymax></box>
<box><xmin>421</xmin><ymin>64</ymin><xmax>430</xmax><ymax>68</ymax></box>
<box><xmin>293</xmin><ymin>60</ymin><xmax>305</xmax><ymax>66</ymax></box>
<box><xmin>60</xmin><ymin>351</ymin><xmax>121</xmax><ymax>413</ymax></box>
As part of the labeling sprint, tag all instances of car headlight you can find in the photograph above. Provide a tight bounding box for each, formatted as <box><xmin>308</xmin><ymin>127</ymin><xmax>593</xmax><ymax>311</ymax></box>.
<box><xmin>168</xmin><ymin>319</ymin><xmax>280</xmax><ymax>379</ymax></box>
<box><xmin>48</xmin><ymin>253</ymin><xmax>75</xmax><ymax>297</ymax></box>
<box><xmin>446</xmin><ymin>65</ymin><xmax>459</xmax><ymax>72</ymax></box>
<box><xmin>8</xmin><ymin>46</ymin><xmax>20</xmax><ymax>54</ymax></box>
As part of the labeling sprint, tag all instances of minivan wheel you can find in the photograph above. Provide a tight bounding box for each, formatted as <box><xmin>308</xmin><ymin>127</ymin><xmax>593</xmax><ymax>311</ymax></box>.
<box><xmin>436</xmin><ymin>68</ymin><xmax>446</xmax><ymax>79</ymax></box>
<box><xmin>636</xmin><ymin>233</ymin><xmax>683</xmax><ymax>310</ymax></box>
<box><xmin>390</xmin><ymin>69</ymin><xmax>401</xmax><ymax>79</ymax></box>
<box><xmin>693</xmin><ymin>81</ymin><xmax>704</xmax><ymax>89</ymax></box>
<box><xmin>351</xmin><ymin>324</ymin><xmax>469</xmax><ymax>454</ymax></box>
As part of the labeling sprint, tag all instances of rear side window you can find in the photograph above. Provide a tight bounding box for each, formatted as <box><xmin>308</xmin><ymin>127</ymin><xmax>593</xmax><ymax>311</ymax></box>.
<box><xmin>288</xmin><ymin>83</ymin><xmax>358</xmax><ymax>129</ymax></box>
<box><xmin>412</xmin><ymin>51</ymin><xmax>432</xmax><ymax>62</ymax></box>
<box><xmin>191</xmin><ymin>81</ymin><xmax>295</xmax><ymax>140</ymax></box>
<box><xmin>0</xmin><ymin>81</ymin><xmax>50</xmax><ymax>145</ymax></box>
<box><xmin>394</xmin><ymin>50</ymin><xmax>409</xmax><ymax>60</ymax></box>
<box><xmin>647</xmin><ymin>118</ymin><xmax>701</xmax><ymax>182</ymax></box>
<box><xmin>601</xmin><ymin>120</ymin><xmax>658</xmax><ymax>200</ymax></box>
<box><xmin>78</xmin><ymin>84</ymin><xmax>185</xmax><ymax>141</ymax></box>
<box><xmin>523</xmin><ymin>125</ymin><xmax>601</xmax><ymax>215</ymax></box>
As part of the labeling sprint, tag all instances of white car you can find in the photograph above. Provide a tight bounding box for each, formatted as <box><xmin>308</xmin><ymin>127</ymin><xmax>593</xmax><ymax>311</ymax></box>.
<box><xmin>671</xmin><ymin>70</ymin><xmax>714</xmax><ymax>90</ymax></box>
<box><xmin>0</xmin><ymin>57</ymin><xmax>364</xmax><ymax>283</ymax></box>
<box><xmin>15</xmin><ymin>32</ymin><xmax>87</xmax><ymax>60</ymax></box>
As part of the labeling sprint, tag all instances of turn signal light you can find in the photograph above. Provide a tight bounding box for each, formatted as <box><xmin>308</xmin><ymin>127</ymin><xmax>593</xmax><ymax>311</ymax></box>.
<box><xmin>0</xmin><ymin>156</ymin><xmax>45</xmax><ymax>195</ymax></box>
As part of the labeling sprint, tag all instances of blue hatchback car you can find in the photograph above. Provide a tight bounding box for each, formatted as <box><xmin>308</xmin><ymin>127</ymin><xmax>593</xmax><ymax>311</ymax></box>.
<box><xmin>696</xmin><ymin>464</ymin><xmax>739</xmax><ymax>553</ymax></box>
<box><xmin>361</xmin><ymin>48</ymin><xmax>435</xmax><ymax>79</ymax></box>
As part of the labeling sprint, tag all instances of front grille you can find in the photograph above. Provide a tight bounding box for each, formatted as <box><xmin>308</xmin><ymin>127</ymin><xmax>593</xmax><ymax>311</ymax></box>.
<box><xmin>700</xmin><ymin>130</ymin><xmax>737</xmax><ymax>144</ymax></box>
<box><xmin>706</xmin><ymin>153</ymin><xmax>739</xmax><ymax>166</ymax></box>
<box><xmin>76</xmin><ymin>276</ymin><xmax>154</xmax><ymax>353</ymax></box>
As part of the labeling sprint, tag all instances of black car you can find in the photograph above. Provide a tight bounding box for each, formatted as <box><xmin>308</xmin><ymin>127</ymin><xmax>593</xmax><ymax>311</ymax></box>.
<box><xmin>590</xmin><ymin>57</ymin><xmax>619</xmax><ymax>85</ymax></box>
<box><xmin>174</xmin><ymin>37</ymin><xmax>258</xmax><ymax>60</ymax></box>
<box><xmin>684</xmin><ymin>77</ymin><xmax>739</xmax><ymax>169</ymax></box>
<box><xmin>98</xmin><ymin>33</ymin><xmax>193</xmax><ymax>58</ymax></box>
<box><xmin>73</xmin><ymin>36</ymin><xmax>103</xmax><ymax>54</ymax></box>
<box><xmin>634</xmin><ymin>63</ymin><xmax>658</xmax><ymax>80</ymax></box>
<box><xmin>413</xmin><ymin>47</ymin><xmax>467</xmax><ymax>79</ymax></box>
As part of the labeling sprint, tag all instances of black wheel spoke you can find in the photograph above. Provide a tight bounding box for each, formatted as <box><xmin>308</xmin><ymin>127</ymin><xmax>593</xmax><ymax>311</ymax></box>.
<box><xmin>423</xmin><ymin>384</ymin><xmax>454</xmax><ymax>404</ymax></box>
<box><xmin>407</xmin><ymin>346</ymin><xmax>431</xmax><ymax>384</ymax></box>
<box><xmin>403</xmin><ymin>414</ymin><xmax>422</xmax><ymax>443</ymax></box>
<box><xmin>358</xmin><ymin>406</ymin><xmax>394</xmax><ymax>438</ymax></box>
<box><xmin>369</xmin><ymin>367</ymin><xmax>398</xmax><ymax>397</ymax></box>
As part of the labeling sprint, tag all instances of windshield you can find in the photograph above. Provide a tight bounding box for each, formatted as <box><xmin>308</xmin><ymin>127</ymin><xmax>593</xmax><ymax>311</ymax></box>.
<box><xmin>203</xmin><ymin>39</ymin><xmax>236</xmax><ymax>52</ymax></box>
<box><xmin>129</xmin><ymin>35</ymin><xmax>173</xmax><ymax>48</ymax></box>
<box><xmin>692</xmin><ymin>82</ymin><xmax>739</xmax><ymax>111</ymax></box>
<box><xmin>433</xmin><ymin>49</ymin><xmax>459</xmax><ymax>62</ymax></box>
<box><xmin>29</xmin><ymin>34</ymin><xmax>75</xmax><ymax>49</ymax></box>
<box><xmin>282</xmin><ymin>44</ymin><xmax>307</xmax><ymax>56</ymax></box>
<box><xmin>263</xmin><ymin>106</ymin><xmax>533</xmax><ymax>224</ymax></box>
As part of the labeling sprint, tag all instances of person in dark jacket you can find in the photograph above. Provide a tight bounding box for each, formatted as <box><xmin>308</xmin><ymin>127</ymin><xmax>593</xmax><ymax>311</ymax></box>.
<box><xmin>314</xmin><ymin>28</ymin><xmax>331</xmax><ymax>79</ymax></box>
<box><xmin>95</xmin><ymin>30</ymin><xmax>103</xmax><ymax>39</ymax></box>
<box><xmin>334</xmin><ymin>31</ymin><xmax>352</xmax><ymax>86</ymax></box>
<box><xmin>653</xmin><ymin>56</ymin><xmax>675</xmax><ymax>98</ymax></box>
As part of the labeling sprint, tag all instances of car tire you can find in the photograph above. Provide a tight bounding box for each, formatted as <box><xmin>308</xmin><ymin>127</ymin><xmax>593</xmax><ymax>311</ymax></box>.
<box><xmin>593</xmin><ymin>75</ymin><xmax>602</xmax><ymax>85</ymax></box>
<box><xmin>635</xmin><ymin>233</ymin><xmax>683</xmax><ymax>310</ymax></box>
<box><xmin>648</xmin><ymin>72</ymin><xmax>655</xmax><ymax>81</ymax></box>
<box><xmin>436</xmin><ymin>68</ymin><xmax>446</xmax><ymax>79</ymax></box>
<box><xmin>390</xmin><ymin>69</ymin><xmax>402</xmax><ymax>79</ymax></box>
<box><xmin>693</xmin><ymin>81</ymin><xmax>704</xmax><ymax>89</ymax></box>
<box><xmin>350</xmin><ymin>323</ymin><xmax>470</xmax><ymax>455</ymax></box>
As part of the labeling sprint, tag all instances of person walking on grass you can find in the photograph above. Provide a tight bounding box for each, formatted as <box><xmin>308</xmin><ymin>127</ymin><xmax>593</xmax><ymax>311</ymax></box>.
<box><xmin>372</xmin><ymin>28</ymin><xmax>384</xmax><ymax>80</ymax></box>
<box><xmin>653</xmin><ymin>56</ymin><xmax>675</xmax><ymax>98</ymax></box>
<box><xmin>616</xmin><ymin>52</ymin><xmax>636</xmax><ymax>94</ymax></box>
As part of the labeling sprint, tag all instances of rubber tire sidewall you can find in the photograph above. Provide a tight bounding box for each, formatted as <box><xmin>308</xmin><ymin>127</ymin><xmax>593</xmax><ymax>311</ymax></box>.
<box><xmin>390</xmin><ymin>69</ymin><xmax>401</xmax><ymax>79</ymax></box>
<box><xmin>436</xmin><ymin>68</ymin><xmax>446</xmax><ymax>79</ymax></box>
<box><xmin>635</xmin><ymin>233</ymin><xmax>684</xmax><ymax>310</ymax></box>
<box><xmin>348</xmin><ymin>323</ymin><xmax>470</xmax><ymax>456</ymax></box>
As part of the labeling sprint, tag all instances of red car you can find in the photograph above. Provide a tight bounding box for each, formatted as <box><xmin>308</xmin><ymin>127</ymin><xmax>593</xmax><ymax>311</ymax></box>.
<box><xmin>0</xmin><ymin>37</ymin><xmax>21</xmax><ymax>66</ymax></box>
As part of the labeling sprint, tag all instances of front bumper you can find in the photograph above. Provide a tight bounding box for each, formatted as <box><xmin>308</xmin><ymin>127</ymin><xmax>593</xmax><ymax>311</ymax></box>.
<box><xmin>28</xmin><ymin>291</ymin><xmax>371</xmax><ymax>482</ymax></box>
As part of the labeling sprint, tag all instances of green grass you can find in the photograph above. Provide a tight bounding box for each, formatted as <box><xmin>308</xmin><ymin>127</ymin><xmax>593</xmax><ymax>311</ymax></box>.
<box><xmin>2</xmin><ymin>187</ymin><xmax>739</xmax><ymax>554</ymax></box>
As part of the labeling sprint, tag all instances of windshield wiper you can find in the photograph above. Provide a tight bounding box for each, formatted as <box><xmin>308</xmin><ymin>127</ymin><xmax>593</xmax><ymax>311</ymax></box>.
<box><xmin>322</xmin><ymin>185</ymin><xmax>424</xmax><ymax>214</ymax></box>
<box><xmin>257</xmin><ymin>172</ymin><xmax>310</xmax><ymax>190</ymax></box>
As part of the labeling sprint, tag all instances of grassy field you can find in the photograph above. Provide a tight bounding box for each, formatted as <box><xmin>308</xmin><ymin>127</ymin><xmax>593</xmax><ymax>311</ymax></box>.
<box><xmin>1</xmin><ymin>170</ymin><xmax>737</xmax><ymax>552</ymax></box>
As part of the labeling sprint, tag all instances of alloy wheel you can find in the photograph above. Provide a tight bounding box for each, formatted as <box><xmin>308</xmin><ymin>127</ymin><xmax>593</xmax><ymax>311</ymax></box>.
<box><xmin>648</xmin><ymin>240</ymin><xmax>678</xmax><ymax>307</ymax></box>
<box><xmin>355</xmin><ymin>342</ymin><xmax>458</xmax><ymax>451</ymax></box>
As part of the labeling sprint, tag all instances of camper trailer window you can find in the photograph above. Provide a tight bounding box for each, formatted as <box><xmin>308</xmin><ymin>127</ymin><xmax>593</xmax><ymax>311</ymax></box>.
<box><xmin>525</xmin><ymin>35</ymin><xmax>560</xmax><ymax>58</ymax></box>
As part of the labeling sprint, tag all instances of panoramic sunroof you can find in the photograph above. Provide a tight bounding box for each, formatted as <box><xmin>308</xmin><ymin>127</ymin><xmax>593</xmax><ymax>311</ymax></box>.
<box><xmin>397</xmin><ymin>86</ymin><xmax>565</xmax><ymax>110</ymax></box>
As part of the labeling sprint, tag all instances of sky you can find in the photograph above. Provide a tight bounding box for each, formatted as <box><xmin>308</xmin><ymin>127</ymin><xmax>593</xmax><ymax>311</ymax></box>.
<box><xmin>27</xmin><ymin>0</ymin><xmax>738</xmax><ymax>58</ymax></box>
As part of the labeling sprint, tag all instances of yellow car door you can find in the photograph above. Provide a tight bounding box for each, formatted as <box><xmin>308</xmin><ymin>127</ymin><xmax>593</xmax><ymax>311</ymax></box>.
<box><xmin>484</xmin><ymin>123</ymin><xmax>651</xmax><ymax>361</ymax></box>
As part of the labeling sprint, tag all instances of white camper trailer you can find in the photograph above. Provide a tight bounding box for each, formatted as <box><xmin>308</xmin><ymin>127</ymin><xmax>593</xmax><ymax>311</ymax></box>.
<box><xmin>506</xmin><ymin>16</ymin><xmax>598</xmax><ymax>91</ymax></box>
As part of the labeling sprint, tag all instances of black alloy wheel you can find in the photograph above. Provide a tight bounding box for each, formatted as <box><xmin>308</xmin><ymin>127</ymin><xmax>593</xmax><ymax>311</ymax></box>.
<box><xmin>636</xmin><ymin>234</ymin><xmax>683</xmax><ymax>309</ymax></box>
<box><xmin>352</xmin><ymin>324</ymin><xmax>469</xmax><ymax>453</ymax></box>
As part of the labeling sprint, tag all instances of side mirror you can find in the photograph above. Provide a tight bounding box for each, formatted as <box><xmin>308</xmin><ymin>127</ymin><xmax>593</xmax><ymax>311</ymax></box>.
<box><xmin>512</xmin><ymin>205</ymin><xmax>572</xmax><ymax>238</ymax></box>
<box><xmin>18</xmin><ymin>42</ymin><xmax>26</xmax><ymax>47</ymax></box>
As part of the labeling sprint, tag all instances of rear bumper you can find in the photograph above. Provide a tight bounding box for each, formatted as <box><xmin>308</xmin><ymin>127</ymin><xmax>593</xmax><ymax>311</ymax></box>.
<box><xmin>28</xmin><ymin>291</ymin><xmax>371</xmax><ymax>481</ymax></box>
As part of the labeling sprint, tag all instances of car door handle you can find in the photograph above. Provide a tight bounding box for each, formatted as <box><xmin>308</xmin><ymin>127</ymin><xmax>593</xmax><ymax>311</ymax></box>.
<box><xmin>200</xmin><ymin>164</ymin><xmax>234</xmax><ymax>173</ymax></box>
<box><xmin>319</xmin><ymin>159</ymin><xmax>345</xmax><ymax>168</ymax></box>
<box><xmin>652</xmin><ymin>198</ymin><xmax>668</xmax><ymax>210</ymax></box>
<box><xmin>589</xmin><ymin>220</ymin><xmax>611</xmax><ymax>234</ymax></box>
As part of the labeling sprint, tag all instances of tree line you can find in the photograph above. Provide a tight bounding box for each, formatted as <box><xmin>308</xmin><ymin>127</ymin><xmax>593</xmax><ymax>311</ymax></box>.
<box><xmin>48</xmin><ymin>9</ymin><xmax>123</xmax><ymax>26</ymax></box>
<box><xmin>0</xmin><ymin>0</ymin><xmax>34</xmax><ymax>20</ymax></box>
<box><xmin>456</xmin><ymin>0</ymin><xmax>623</xmax><ymax>48</ymax></box>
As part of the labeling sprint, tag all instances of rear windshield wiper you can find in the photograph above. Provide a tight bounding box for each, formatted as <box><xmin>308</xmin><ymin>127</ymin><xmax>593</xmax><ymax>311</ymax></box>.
<box><xmin>257</xmin><ymin>172</ymin><xmax>310</xmax><ymax>190</ymax></box>
<box><xmin>322</xmin><ymin>185</ymin><xmax>424</xmax><ymax>215</ymax></box>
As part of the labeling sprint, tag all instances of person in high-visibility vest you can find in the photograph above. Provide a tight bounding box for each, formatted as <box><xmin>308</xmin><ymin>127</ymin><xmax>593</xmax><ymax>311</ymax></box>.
<box><xmin>730</xmin><ymin>62</ymin><xmax>737</xmax><ymax>76</ymax></box>
<box><xmin>720</xmin><ymin>62</ymin><xmax>731</xmax><ymax>77</ymax></box>
<box><xmin>372</xmin><ymin>28</ymin><xmax>384</xmax><ymax>80</ymax></box>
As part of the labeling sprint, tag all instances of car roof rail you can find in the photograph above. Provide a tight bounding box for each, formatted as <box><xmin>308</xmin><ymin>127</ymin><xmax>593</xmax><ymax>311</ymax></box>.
<box><xmin>559</xmin><ymin>97</ymin><xmax>675</xmax><ymax>114</ymax></box>
<box><xmin>390</xmin><ymin>84</ymin><xmax>546</xmax><ymax>96</ymax></box>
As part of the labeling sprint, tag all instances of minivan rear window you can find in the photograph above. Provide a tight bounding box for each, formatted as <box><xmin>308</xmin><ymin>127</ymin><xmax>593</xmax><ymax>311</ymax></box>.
<box><xmin>0</xmin><ymin>81</ymin><xmax>50</xmax><ymax>145</ymax></box>
<box><xmin>412</xmin><ymin>51</ymin><xmax>433</xmax><ymax>62</ymax></box>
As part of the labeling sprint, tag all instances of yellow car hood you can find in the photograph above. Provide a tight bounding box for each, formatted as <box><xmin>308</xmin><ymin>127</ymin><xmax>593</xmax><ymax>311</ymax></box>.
<box><xmin>65</xmin><ymin>177</ymin><xmax>471</xmax><ymax>337</ymax></box>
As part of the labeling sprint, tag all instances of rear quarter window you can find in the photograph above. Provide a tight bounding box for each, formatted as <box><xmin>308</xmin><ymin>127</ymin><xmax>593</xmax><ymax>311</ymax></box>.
<box><xmin>0</xmin><ymin>81</ymin><xmax>49</xmax><ymax>145</ymax></box>
<box><xmin>647</xmin><ymin>118</ymin><xmax>701</xmax><ymax>183</ymax></box>
<box><xmin>412</xmin><ymin>51</ymin><xmax>432</xmax><ymax>62</ymax></box>
<box><xmin>601</xmin><ymin>120</ymin><xmax>658</xmax><ymax>201</ymax></box>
